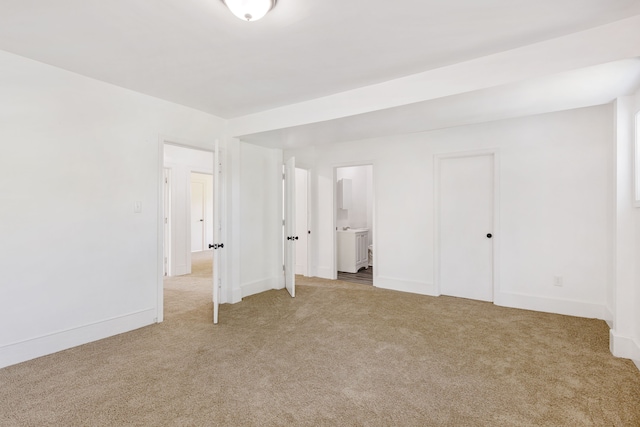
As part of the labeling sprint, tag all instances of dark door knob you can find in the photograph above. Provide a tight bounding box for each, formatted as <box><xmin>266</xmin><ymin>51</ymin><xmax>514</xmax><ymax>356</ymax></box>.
<box><xmin>486</xmin><ymin>233</ymin><xmax>492</xmax><ymax>238</ymax></box>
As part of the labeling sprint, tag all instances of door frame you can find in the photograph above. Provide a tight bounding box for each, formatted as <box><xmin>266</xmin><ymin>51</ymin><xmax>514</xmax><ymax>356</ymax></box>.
<box><xmin>433</xmin><ymin>149</ymin><xmax>500</xmax><ymax>300</ymax></box>
<box><xmin>157</xmin><ymin>137</ymin><xmax>227</xmax><ymax>323</ymax></box>
<box><xmin>332</xmin><ymin>161</ymin><xmax>376</xmax><ymax>284</ymax></box>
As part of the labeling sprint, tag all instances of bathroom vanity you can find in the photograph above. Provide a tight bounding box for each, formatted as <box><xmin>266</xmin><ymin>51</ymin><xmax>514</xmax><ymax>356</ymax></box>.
<box><xmin>337</xmin><ymin>228</ymin><xmax>369</xmax><ymax>273</ymax></box>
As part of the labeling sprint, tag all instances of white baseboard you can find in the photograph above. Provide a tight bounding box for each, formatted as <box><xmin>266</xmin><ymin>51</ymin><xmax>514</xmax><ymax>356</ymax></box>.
<box><xmin>241</xmin><ymin>277</ymin><xmax>281</xmax><ymax>299</ymax></box>
<box><xmin>374</xmin><ymin>276</ymin><xmax>438</xmax><ymax>297</ymax></box>
<box><xmin>603</xmin><ymin>305</ymin><xmax>614</xmax><ymax>328</ymax></box>
<box><xmin>610</xmin><ymin>329</ymin><xmax>640</xmax><ymax>362</ymax></box>
<box><xmin>0</xmin><ymin>309</ymin><xmax>157</xmax><ymax>369</ymax></box>
<box><xmin>315</xmin><ymin>266</ymin><xmax>334</xmax><ymax>280</ymax></box>
<box><xmin>494</xmin><ymin>291</ymin><xmax>608</xmax><ymax>320</ymax></box>
<box><xmin>172</xmin><ymin>264</ymin><xmax>190</xmax><ymax>276</ymax></box>
<box><xmin>231</xmin><ymin>286</ymin><xmax>243</xmax><ymax>304</ymax></box>
<box><xmin>634</xmin><ymin>359</ymin><xmax>640</xmax><ymax>371</ymax></box>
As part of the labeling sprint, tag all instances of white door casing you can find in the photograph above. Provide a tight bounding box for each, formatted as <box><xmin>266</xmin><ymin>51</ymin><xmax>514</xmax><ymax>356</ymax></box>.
<box><xmin>212</xmin><ymin>141</ymin><xmax>222</xmax><ymax>323</ymax></box>
<box><xmin>437</xmin><ymin>152</ymin><xmax>495</xmax><ymax>302</ymax></box>
<box><xmin>284</xmin><ymin>157</ymin><xmax>296</xmax><ymax>298</ymax></box>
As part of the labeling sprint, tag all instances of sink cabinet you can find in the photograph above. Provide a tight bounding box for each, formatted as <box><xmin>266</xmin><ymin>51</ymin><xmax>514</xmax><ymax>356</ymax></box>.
<box><xmin>337</xmin><ymin>229</ymin><xmax>369</xmax><ymax>273</ymax></box>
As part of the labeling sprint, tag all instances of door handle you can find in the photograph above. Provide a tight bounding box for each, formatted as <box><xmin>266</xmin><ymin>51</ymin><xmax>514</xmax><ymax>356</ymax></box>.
<box><xmin>209</xmin><ymin>243</ymin><xmax>225</xmax><ymax>249</ymax></box>
<box><xmin>486</xmin><ymin>233</ymin><xmax>492</xmax><ymax>238</ymax></box>
<box><xmin>199</xmin><ymin>219</ymin><xmax>203</xmax><ymax>222</ymax></box>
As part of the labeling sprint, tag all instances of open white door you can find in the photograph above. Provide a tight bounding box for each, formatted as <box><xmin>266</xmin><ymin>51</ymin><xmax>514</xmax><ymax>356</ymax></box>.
<box><xmin>284</xmin><ymin>157</ymin><xmax>296</xmax><ymax>297</ymax></box>
<box><xmin>212</xmin><ymin>141</ymin><xmax>222</xmax><ymax>323</ymax></box>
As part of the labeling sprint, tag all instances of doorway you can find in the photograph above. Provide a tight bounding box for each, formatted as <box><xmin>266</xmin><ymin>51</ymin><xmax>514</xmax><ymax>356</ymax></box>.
<box><xmin>335</xmin><ymin>164</ymin><xmax>374</xmax><ymax>285</ymax></box>
<box><xmin>436</xmin><ymin>152</ymin><xmax>496</xmax><ymax>302</ymax></box>
<box><xmin>161</xmin><ymin>143</ymin><xmax>217</xmax><ymax>323</ymax></box>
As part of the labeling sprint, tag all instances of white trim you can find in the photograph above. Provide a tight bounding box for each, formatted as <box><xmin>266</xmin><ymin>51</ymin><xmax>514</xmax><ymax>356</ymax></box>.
<box><xmin>0</xmin><ymin>309</ymin><xmax>156</xmax><ymax>369</ymax></box>
<box><xmin>157</xmin><ymin>139</ymin><xmax>165</xmax><ymax>323</ymax></box>
<box><xmin>434</xmin><ymin>149</ymin><xmax>500</xmax><ymax>301</ymax></box>
<box><xmin>603</xmin><ymin>306</ymin><xmax>614</xmax><ymax>327</ymax></box>
<box><xmin>495</xmin><ymin>291</ymin><xmax>609</xmax><ymax>320</ymax></box>
<box><xmin>634</xmin><ymin>110</ymin><xmax>640</xmax><ymax>206</ymax></box>
<box><xmin>316</xmin><ymin>266</ymin><xmax>333</xmax><ymax>279</ymax></box>
<box><xmin>375</xmin><ymin>276</ymin><xmax>437</xmax><ymax>297</ymax></box>
<box><xmin>241</xmin><ymin>277</ymin><xmax>282</xmax><ymax>299</ymax></box>
<box><xmin>228</xmin><ymin>138</ymin><xmax>243</xmax><ymax>304</ymax></box>
<box><xmin>610</xmin><ymin>329</ymin><xmax>640</xmax><ymax>362</ymax></box>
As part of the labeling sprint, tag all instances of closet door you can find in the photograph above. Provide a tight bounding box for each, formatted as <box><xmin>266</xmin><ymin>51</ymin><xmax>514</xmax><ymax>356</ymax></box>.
<box><xmin>439</xmin><ymin>153</ymin><xmax>494</xmax><ymax>302</ymax></box>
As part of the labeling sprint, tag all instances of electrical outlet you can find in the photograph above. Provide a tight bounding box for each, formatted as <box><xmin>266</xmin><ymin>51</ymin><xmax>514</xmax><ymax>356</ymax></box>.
<box><xmin>553</xmin><ymin>276</ymin><xmax>563</xmax><ymax>287</ymax></box>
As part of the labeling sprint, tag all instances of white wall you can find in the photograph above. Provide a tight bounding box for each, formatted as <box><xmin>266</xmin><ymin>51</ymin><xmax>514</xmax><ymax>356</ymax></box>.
<box><xmin>0</xmin><ymin>50</ymin><xmax>225</xmax><ymax>368</ymax></box>
<box><xmin>238</xmin><ymin>142</ymin><xmax>283</xmax><ymax>298</ymax></box>
<box><xmin>288</xmin><ymin>105</ymin><xmax>613</xmax><ymax>319</ymax></box>
<box><xmin>163</xmin><ymin>145</ymin><xmax>214</xmax><ymax>275</ymax></box>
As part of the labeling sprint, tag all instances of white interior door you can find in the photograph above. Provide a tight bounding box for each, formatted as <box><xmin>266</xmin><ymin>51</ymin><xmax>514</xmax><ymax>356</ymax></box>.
<box><xmin>284</xmin><ymin>157</ymin><xmax>296</xmax><ymax>297</ymax></box>
<box><xmin>190</xmin><ymin>180</ymin><xmax>205</xmax><ymax>252</ymax></box>
<box><xmin>439</xmin><ymin>153</ymin><xmax>494</xmax><ymax>302</ymax></box>
<box><xmin>295</xmin><ymin>168</ymin><xmax>308</xmax><ymax>276</ymax></box>
<box><xmin>212</xmin><ymin>141</ymin><xmax>222</xmax><ymax>324</ymax></box>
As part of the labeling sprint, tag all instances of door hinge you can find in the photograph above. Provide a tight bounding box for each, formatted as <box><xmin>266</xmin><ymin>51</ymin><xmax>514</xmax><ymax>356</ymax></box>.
<box><xmin>283</xmin><ymin>265</ymin><xmax>286</xmax><ymax>272</ymax></box>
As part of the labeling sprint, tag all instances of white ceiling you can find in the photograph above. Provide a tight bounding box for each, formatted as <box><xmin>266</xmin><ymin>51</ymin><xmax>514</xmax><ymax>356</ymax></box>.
<box><xmin>1</xmin><ymin>0</ymin><xmax>640</xmax><ymax>119</ymax></box>
<box><xmin>240</xmin><ymin>59</ymin><xmax>640</xmax><ymax>149</ymax></box>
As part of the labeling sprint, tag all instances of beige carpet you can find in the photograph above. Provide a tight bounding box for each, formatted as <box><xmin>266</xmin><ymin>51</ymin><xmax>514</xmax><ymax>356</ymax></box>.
<box><xmin>1</xmin><ymin>254</ymin><xmax>639</xmax><ymax>426</ymax></box>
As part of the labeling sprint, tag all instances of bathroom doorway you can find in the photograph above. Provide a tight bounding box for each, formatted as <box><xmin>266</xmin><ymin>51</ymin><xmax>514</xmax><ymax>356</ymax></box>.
<box><xmin>335</xmin><ymin>164</ymin><xmax>374</xmax><ymax>285</ymax></box>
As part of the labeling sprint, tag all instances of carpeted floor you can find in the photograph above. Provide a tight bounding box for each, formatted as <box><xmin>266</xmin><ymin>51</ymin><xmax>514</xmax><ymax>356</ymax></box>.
<box><xmin>1</xmin><ymin>254</ymin><xmax>639</xmax><ymax>426</ymax></box>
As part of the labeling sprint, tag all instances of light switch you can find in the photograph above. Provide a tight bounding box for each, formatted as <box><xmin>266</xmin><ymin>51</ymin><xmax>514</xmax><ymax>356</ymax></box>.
<box><xmin>134</xmin><ymin>201</ymin><xmax>142</xmax><ymax>213</ymax></box>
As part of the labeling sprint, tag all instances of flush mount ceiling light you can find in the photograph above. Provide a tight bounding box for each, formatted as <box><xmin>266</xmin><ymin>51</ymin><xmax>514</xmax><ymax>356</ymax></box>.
<box><xmin>222</xmin><ymin>0</ymin><xmax>276</xmax><ymax>22</ymax></box>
